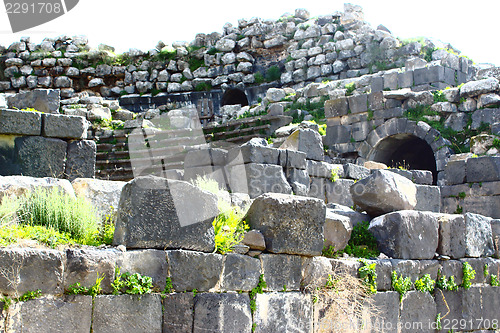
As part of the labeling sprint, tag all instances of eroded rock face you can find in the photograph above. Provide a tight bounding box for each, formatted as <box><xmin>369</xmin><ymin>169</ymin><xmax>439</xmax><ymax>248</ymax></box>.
<box><xmin>368</xmin><ymin>210</ymin><xmax>439</xmax><ymax>259</ymax></box>
<box><xmin>245</xmin><ymin>193</ymin><xmax>325</xmax><ymax>256</ymax></box>
<box><xmin>350</xmin><ymin>170</ymin><xmax>417</xmax><ymax>217</ymax></box>
<box><xmin>324</xmin><ymin>209</ymin><xmax>352</xmax><ymax>252</ymax></box>
<box><xmin>113</xmin><ymin>176</ymin><xmax>218</xmax><ymax>252</ymax></box>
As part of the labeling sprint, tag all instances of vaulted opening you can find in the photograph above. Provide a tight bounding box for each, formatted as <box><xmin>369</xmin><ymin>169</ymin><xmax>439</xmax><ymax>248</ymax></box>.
<box><xmin>221</xmin><ymin>88</ymin><xmax>249</xmax><ymax>107</ymax></box>
<box><xmin>368</xmin><ymin>134</ymin><xmax>438</xmax><ymax>184</ymax></box>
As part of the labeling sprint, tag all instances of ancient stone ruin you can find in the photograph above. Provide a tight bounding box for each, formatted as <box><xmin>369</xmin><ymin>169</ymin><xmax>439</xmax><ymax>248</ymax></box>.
<box><xmin>1</xmin><ymin>3</ymin><xmax>500</xmax><ymax>332</ymax></box>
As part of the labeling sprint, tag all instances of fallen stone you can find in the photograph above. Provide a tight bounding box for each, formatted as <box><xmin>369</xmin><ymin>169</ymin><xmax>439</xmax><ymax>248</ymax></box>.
<box><xmin>113</xmin><ymin>176</ymin><xmax>218</xmax><ymax>252</ymax></box>
<box><xmin>71</xmin><ymin>178</ymin><xmax>126</xmax><ymax>218</ymax></box>
<box><xmin>369</xmin><ymin>210</ymin><xmax>439</xmax><ymax>259</ymax></box>
<box><xmin>324</xmin><ymin>209</ymin><xmax>353</xmax><ymax>251</ymax></box>
<box><xmin>6</xmin><ymin>89</ymin><xmax>60</xmax><ymax>113</ymax></box>
<box><xmin>92</xmin><ymin>294</ymin><xmax>162</xmax><ymax>333</ymax></box>
<box><xmin>280</xmin><ymin>128</ymin><xmax>324</xmax><ymax>161</ymax></box>
<box><xmin>193</xmin><ymin>293</ymin><xmax>252</xmax><ymax>333</ymax></box>
<box><xmin>351</xmin><ymin>170</ymin><xmax>417</xmax><ymax>217</ymax></box>
<box><xmin>166</xmin><ymin>250</ymin><xmax>223</xmax><ymax>292</ymax></box>
<box><xmin>242</xmin><ymin>230</ymin><xmax>266</xmax><ymax>250</ymax></box>
<box><xmin>245</xmin><ymin>193</ymin><xmax>326</xmax><ymax>256</ymax></box>
<box><xmin>65</xmin><ymin>140</ymin><xmax>96</xmax><ymax>181</ymax></box>
<box><xmin>0</xmin><ymin>176</ymin><xmax>75</xmax><ymax>202</ymax></box>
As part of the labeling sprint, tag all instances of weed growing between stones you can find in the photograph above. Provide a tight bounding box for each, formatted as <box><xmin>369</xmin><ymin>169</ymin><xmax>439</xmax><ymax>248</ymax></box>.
<box><xmin>336</xmin><ymin>220</ymin><xmax>380</xmax><ymax>259</ymax></box>
<box><xmin>0</xmin><ymin>289</ymin><xmax>41</xmax><ymax>310</ymax></box>
<box><xmin>414</xmin><ymin>274</ymin><xmax>435</xmax><ymax>293</ymax></box>
<box><xmin>249</xmin><ymin>274</ymin><xmax>266</xmax><ymax>314</ymax></box>
<box><xmin>111</xmin><ymin>267</ymin><xmax>153</xmax><ymax>295</ymax></box>
<box><xmin>0</xmin><ymin>189</ymin><xmax>114</xmax><ymax>247</ymax></box>
<box><xmin>330</xmin><ymin>169</ymin><xmax>339</xmax><ymax>183</ymax></box>
<box><xmin>461</xmin><ymin>262</ymin><xmax>476</xmax><ymax>290</ymax></box>
<box><xmin>67</xmin><ymin>273</ymin><xmax>104</xmax><ymax>297</ymax></box>
<box><xmin>358</xmin><ymin>259</ymin><xmax>377</xmax><ymax>294</ymax></box>
<box><xmin>391</xmin><ymin>271</ymin><xmax>413</xmax><ymax>300</ymax></box>
<box><xmin>436</xmin><ymin>270</ymin><xmax>458</xmax><ymax>291</ymax></box>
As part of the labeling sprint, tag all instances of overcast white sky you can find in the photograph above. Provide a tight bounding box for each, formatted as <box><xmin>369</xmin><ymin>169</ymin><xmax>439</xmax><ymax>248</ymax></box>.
<box><xmin>0</xmin><ymin>1</ymin><xmax>498</xmax><ymax>66</ymax></box>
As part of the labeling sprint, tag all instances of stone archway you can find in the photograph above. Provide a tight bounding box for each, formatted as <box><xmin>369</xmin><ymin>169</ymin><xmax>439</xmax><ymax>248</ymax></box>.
<box><xmin>221</xmin><ymin>88</ymin><xmax>249</xmax><ymax>107</ymax></box>
<box><xmin>360</xmin><ymin>118</ymin><xmax>453</xmax><ymax>184</ymax></box>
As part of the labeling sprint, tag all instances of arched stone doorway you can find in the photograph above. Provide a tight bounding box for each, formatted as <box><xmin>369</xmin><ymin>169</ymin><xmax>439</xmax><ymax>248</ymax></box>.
<box><xmin>221</xmin><ymin>88</ymin><xmax>249</xmax><ymax>107</ymax></box>
<box><xmin>360</xmin><ymin>118</ymin><xmax>453</xmax><ymax>185</ymax></box>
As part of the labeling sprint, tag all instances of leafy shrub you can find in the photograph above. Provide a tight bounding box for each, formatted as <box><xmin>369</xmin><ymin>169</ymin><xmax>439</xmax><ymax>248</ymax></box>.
<box><xmin>111</xmin><ymin>267</ymin><xmax>153</xmax><ymax>295</ymax></box>
<box><xmin>436</xmin><ymin>273</ymin><xmax>458</xmax><ymax>291</ymax></box>
<box><xmin>265</xmin><ymin>66</ymin><xmax>281</xmax><ymax>82</ymax></box>
<box><xmin>392</xmin><ymin>271</ymin><xmax>413</xmax><ymax>300</ymax></box>
<box><xmin>432</xmin><ymin>90</ymin><xmax>447</xmax><ymax>103</ymax></box>
<box><xmin>358</xmin><ymin>259</ymin><xmax>377</xmax><ymax>294</ymax></box>
<box><xmin>345</xmin><ymin>82</ymin><xmax>356</xmax><ymax>96</ymax></box>
<box><xmin>414</xmin><ymin>274</ymin><xmax>435</xmax><ymax>293</ymax></box>
<box><xmin>341</xmin><ymin>220</ymin><xmax>380</xmax><ymax>258</ymax></box>
<box><xmin>195</xmin><ymin>82</ymin><xmax>212</xmax><ymax>91</ymax></box>
<box><xmin>462</xmin><ymin>262</ymin><xmax>476</xmax><ymax>289</ymax></box>
<box><xmin>254</xmin><ymin>72</ymin><xmax>265</xmax><ymax>84</ymax></box>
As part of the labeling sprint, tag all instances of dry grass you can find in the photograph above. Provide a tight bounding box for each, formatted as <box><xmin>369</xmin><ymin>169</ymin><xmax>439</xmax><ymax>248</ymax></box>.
<box><xmin>309</xmin><ymin>272</ymin><xmax>380</xmax><ymax>333</ymax></box>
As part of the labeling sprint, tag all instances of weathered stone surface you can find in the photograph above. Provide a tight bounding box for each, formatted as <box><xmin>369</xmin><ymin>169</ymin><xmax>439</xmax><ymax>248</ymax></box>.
<box><xmin>411</xmin><ymin>170</ymin><xmax>433</xmax><ymax>185</ymax></box>
<box><xmin>279</xmin><ymin>149</ymin><xmax>306</xmax><ymax>169</ymax></box>
<box><xmin>12</xmin><ymin>296</ymin><xmax>92</xmax><ymax>333</ymax></box>
<box><xmin>65</xmin><ymin>140</ymin><xmax>96</xmax><ymax>181</ymax></box>
<box><xmin>0</xmin><ymin>109</ymin><xmax>41</xmax><ymax>135</ymax></box>
<box><xmin>464</xmin><ymin>213</ymin><xmax>495</xmax><ymax>257</ymax></box>
<box><xmin>301</xmin><ymin>256</ymin><xmax>332</xmax><ymax>289</ymax></box>
<box><xmin>254</xmin><ymin>292</ymin><xmax>312</xmax><ymax>333</ymax></box>
<box><xmin>445</xmin><ymin>159</ymin><xmax>466</xmax><ymax>185</ymax></box>
<box><xmin>166</xmin><ymin>250</ymin><xmax>223</xmax><ymax>291</ymax></box>
<box><xmin>229</xmin><ymin>141</ymin><xmax>279</xmax><ymax>165</ymax></box>
<box><xmin>438</xmin><ymin>214</ymin><xmax>466</xmax><ymax>259</ymax></box>
<box><xmin>116</xmin><ymin>249</ymin><xmax>168</xmax><ymax>291</ymax></box>
<box><xmin>64</xmin><ymin>249</ymin><xmax>117</xmax><ymax>294</ymax></box>
<box><xmin>185</xmin><ymin>148</ymin><xmax>228</xmax><ymax>168</ymax></box>
<box><xmin>325</xmin><ymin>179</ymin><xmax>354</xmax><ymax>207</ymax></box>
<box><xmin>42</xmin><ymin>113</ymin><xmax>88</xmax><ymax>139</ymax></box>
<box><xmin>93</xmin><ymin>294</ymin><xmax>162</xmax><ymax>333</ymax></box>
<box><xmin>367</xmin><ymin>291</ymin><xmax>400</xmax><ymax>331</ymax></box>
<box><xmin>162</xmin><ymin>293</ymin><xmax>195</xmax><ymax>333</ymax></box>
<box><xmin>415</xmin><ymin>185</ymin><xmax>441</xmax><ymax>212</ymax></box>
<box><xmin>460</xmin><ymin>77</ymin><xmax>499</xmax><ymax>97</ymax></box>
<box><xmin>324</xmin><ymin>209</ymin><xmax>352</xmax><ymax>251</ymax></box>
<box><xmin>221</xmin><ymin>253</ymin><xmax>260</xmax><ymax>291</ymax></box>
<box><xmin>6</xmin><ymin>89</ymin><xmax>60</xmax><ymax>113</ymax></box>
<box><xmin>327</xmin><ymin>203</ymin><xmax>371</xmax><ymax>227</ymax></box>
<box><xmin>261</xmin><ymin>254</ymin><xmax>303</xmax><ymax>291</ymax></box>
<box><xmin>325</xmin><ymin>97</ymin><xmax>348</xmax><ymax>118</ymax></box>
<box><xmin>15</xmin><ymin>136</ymin><xmax>67</xmax><ymax>178</ymax></box>
<box><xmin>266</xmin><ymin>88</ymin><xmax>286</xmax><ymax>102</ymax></box>
<box><xmin>193</xmin><ymin>293</ymin><xmax>252</xmax><ymax>333</ymax></box>
<box><xmin>343</xmin><ymin>163</ymin><xmax>370</xmax><ymax>180</ymax></box>
<box><xmin>245</xmin><ymin>193</ymin><xmax>326</xmax><ymax>256</ymax></box>
<box><xmin>399</xmin><ymin>291</ymin><xmax>436</xmax><ymax>333</ymax></box>
<box><xmin>0</xmin><ymin>176</ymin><xmax>74</xmax><ymax>201</ymax></box>
<box><xmin>113</xmin><ymin>177</ymin><xmax>218</xmax><ymax>252</ymax></box>
<box><xmin>351</xmin><ymin>170</ymin><xmax>417</xmax><ymax>217</ymax></box>
<box><xmin>348</xmin><ymin>94</ymin><xmax>368</xmax><ymax>113</ymax></box>
<box><xmin>0</xmin><ymin>248</ymin><xmax>64</xmax><ymax>295</ymax></box>
<box><xmin>71</xmin><ymin>178</ymin><xmax>125</xmax><ymax>218</ymax></box>
<box><xmin>286</xmin><ymin>168</ymin><xmax>309</xmax><ymax>196</ymax></box>
<box><xmin>466</xmin><ymin>156</ymin><xmax>500</xmax><ymax>183</ymax></box>
<box><xmin>280</xmin><ymin>128</ymin><xmax>324</xmax><ymax>161</ymax></box>
<box><xmin>307</xmin><ymin>161</ymin><xmax>343</xmax><ymax>178</ymax></box>
<box><xmin>242</xmin><ymin>230</ymin><xmax>266</xmax><ymax>250</ymax></box>
<box><xmin>369</xmin><ymin>211</ymin><xmax>439</xmax><ymax>259</ymax></box>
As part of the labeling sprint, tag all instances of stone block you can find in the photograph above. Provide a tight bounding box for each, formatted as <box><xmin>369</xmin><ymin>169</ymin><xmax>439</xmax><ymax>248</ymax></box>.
<box><xmin>324</xmin><ymin>124</ymin><xmax>351</xmax><ymax>144</ymax></box>
<box><xmin>65</xmin><ymin>140</ymin><xmax>96</xmax><ymax>181</ymax></box>
<box><xmin>369</xmin><ymin>211</ymin><xmax>439</xmax><ymax>259</ymax></box>
<box><xmin>0</xmin><ymin>109</ymin><xmax>41</xmax><ymax>135</ymax></box>
<box><xmin>92</xmin><ymin>294</ymin><xmax>162</xmax><ymax>333</ymax></box>
<box><xmin>460</xmin><ymin>77</ymin><xmax>499</xmax><ymax>97</ymax></box>
<box><xmin>0</xmin><ymin>248</ymin><xmax>64</xmax><ymax>296</ymax></box>
<box><xmin>183</xmin><ymin>166</ymin><xmax>228</xmax><ymax>190</ymax></box>
<box><xmin>307</xmin><ymin>161</ymin><xmax>344</xmax><ymax>179</ymax></box>
<box><xmin>343</xmin><ymin>163</ymin><xmax>370</xmax><ymax>180</ymax></box>
<box><xmin>71</xmin><ymin>178</ymin><xmax>126</xmax><ymax>218</ymax></box>
<box><xmin>286</xmin><ymin>168</ymin><xmax>309</xmax><ymax>196</ymax></box>
<box><xmin>325</xmin><ymin>97</ymin><xmax>349</xmax><ymax>118</ymax></box>
<box><xmin>221</xmin><ymin>253</ymin><xmax>260</xmax><ymax>291</ymax></box>
<box><xmin>327</xmin><ymin>204</ymin><xmax>371</xmax><ymax>227</ymax></box>
<box><xmin>64</xmin><ymin>248</ymin><xmax>117</xmax><ymax>294</ymax></box>
<box><xmin>351</xmin><ymin>170</ymin><xmax>417</xmax><ymax>217</ymax></box>
<box><xmin>12</xmin><ymin>296</ymin><xmax>92</xmax><ymax>333</ymax></box>
<box><xmin>162</xmin><ymin>293</ymin><xmax>195</xmax><ymax>333</ymax></box>
<box><xmin>414</xmin><ymin>65</ymin><xmax>445</xmax><ymax>85</ymax></box>
<box><xmin>466</xmin><ymin>156</ymin><xmax>500</xmax><ymax>183</ymax></box>
<box><xmin>325</xmin><ymin>179</ymin><xmax>354</xmax><ymax>207</ymax></box>
<box><xmin>369</xmin><ymin>291</ymin><xmax>400</xmax><ymax>332</ymax></box>
<box><xmin>411</xmin><ymin>170</ymin><xmax>433</xmax><ymax>185</ymax></box>
<box><xmin>279</xmin><ymin>149</ymin><xmax>306</xmax><ymax>169</ymax></box>
<box><xmin>464</xmin><ymin>213</ymin><xmax>495</xmax><ymax>257</ymax></box>
<box><xmin>399</xmin><ymin>291</ymin><xmax>436</xmax><ymax>333</ymax></box>
<box><xmin>6</xmin><ymin>89</ymin><xmax>60</xmax><ymax>113</ymax></box>
<box><xmin>193</xmin><ymin>293</ymin><xmax>252</xmax><ymax>333</ymax></box>
<box><xmin>245</xmin><ymin>193</ymin><xmax>326</xmax><ymax>256</ymax></box>
<box><xmin>368</xmin><ymin>91</ymin><xmax>384</xmax><ymax>110</ymax></box>
<box><xmin>166</xmin><ymin>250</ymin><xmax>223</xmax><ymax>292</ymax></box>
<box><xmin>301</xmin><ymin>256</ymin><xmax>333</xmax><ymax>289</ymax></box>
<box><xmin>114</xmin><ymin>177</ymin><xmax>218</xmax><ymax>251</ymax></box>
<box><xmin>371</xmin><ymin>76</ymin><xmax>384</xmax><ymax>92</ymax></box>
<box><xmin>374</xmin><ymin>260</ymin><xmax>393</xmax><ymax>291</ymax></box>
<box><xmin>324</xmin><ymin>209</ymin><xmax>352</xmax><ymax>251</ymax></box>
<box><xmin>281</xmin><ymin>128</ymin><xmax>324</xmax><ymax>161</ymax></box>
<box><xmin>228</xmin><ymin>143</ymin><xmax>279</xmax><ymax>165</ymax></box>
<box><xmin>254</xmin><ymin>292</ymin><xmax>312</xmax><ymax>333</ymax></box>
<box><xmin>386</xmin><ymin>168</ymin><xmax>412</xmax><ymax>180</ymax></box>
<box><xmin>0</xmin><ymin>175</ymin><xmax>75</xmax><ymax>200</ymax></box>
<box><xmin>260</xmin><ymin>254</ymin><xmax>303</xmax><ymax>291</ymax></box>
<box><xmin>438</xmin><ymin>214</ymin><xmax>466</xmax><ymax>259</ymax></box>
<box><xmin>43</xmin><ymin>113</ymin><xmax>88</xmax><ymax>139</ymax></box>
<box><xmin>415</xmin><ymin>185</ymin><xmax>441</xmax><ymax>212</ymax></box>
<box><xmin>228</xmin><ymin>163</ymin><xmax>292</xmax><ymax>199</ymax></box>
<box><xmin>348</xmin><ymin>94</ymin><xmax>368</xmax><ymax>114</ymax></box>
<box><xmin>116</xmin><ymin>249</ymin><xmax>168</xmax><ymax>291</ymax></box>
<box><xmin>330</xmin><ymin>258</ymin><xmax>361</xmax><ymax>277</ymax></box>
<box><xmin>398</xmin><ymin>71</ymin><xmax>413</xmax><ymax>88</ymax></box>
<box><xmin>15</xmin><ymin>136</ymin><xmax>67</xmax><ymax>178</ymax></box>
<box><xmin>184</xmin><ymin>148</ymin><xmax>228</xmax><ymax>168</ymax></box>
<box><xmin>383</xmin><ymin>72</ymin><xmax>398</xmax><ymax>90</ymax></box>
<box><xmin>308</xmin><ymin>177</ymin><xmax>325</xmax><ymax>200</ymax></box>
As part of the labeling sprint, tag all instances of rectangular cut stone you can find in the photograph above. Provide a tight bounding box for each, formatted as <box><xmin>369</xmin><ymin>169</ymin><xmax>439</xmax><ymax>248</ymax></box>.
<box><xmin>228</xmin><ymin>145</ymin><xmax>280</xmax><ymax>165</ymax></box>
<box><xmin>414</xmin><ymin>65</ymin><xmax>445</xmax><ymax>85</ymax></box>
<box><xmin>325</xmin><ymin>97</ymin><xmax>348</xmax><ymax>118</ymax></box>
<box><xmin>325</xmin><ymin>179</ymin><xmax>354</xmax><ymax>207</ymax></box>
<box><xmin>221</xmin><ymin>253</ymin><xmax>260</xmax><ymax>291</ymax></box>
<box><xmin>399</xmin><ymin>291</ymin><xmax>436</xmax><ymax>333</ymax></box>
<box><xmin>227</xmin><ymin>163</ymin><xmax>292</xmax><ymax>198</ymax></box>
<box><xmin>0</xmin><ymin>109</ymin><xmax>41</xmax><ymax>135</ymax></box>
<box><xmin>437</xmin><ymin>213</ymin><xmax>466</xmax><ymax>259</ymax></box>
<box><xmin>348</xmin><ymin>94</ymin><xmax>368</xmax><ymax>114</ymax></box>
<box><xmin>343</xmin><ymin>163</ymin><xmax>370</xmax><ymax>180</ymax></box>
<box><xmin>278</xmin><ymin>149</ymin><xmax>306</xmax><ymax>169</ymax></box>
<box><xmin>466</xmin><ymin>156</ymin><xmax>500</xmax><ymax>183</ymax></box>
<box><xmin>415</xmin><ymin>185</ymin><xmax>441</xmax><ymax>212</ymax></box>
<box><xmin>65</xmin><ymin>140</ymin><xmax>96</xmax><ymax>181</ymax></box>
<box><xmin>368</xmin><ymin>91</ymin><xmax>384</xmax><ymax>110</ymax></box>
<box><xmin>464</xmin><ymin>213</ymin><xmax>495</xmax><ymax>257</ymax></box>
<box><xmin>43</xmin><ymin>113</ymin><xmax>88</xmax><ymax>139</ymax></box>
<box><xmin>261</xmin><ymin>254</ymin><xmax>304</xmax><ymax>291</ymax></box>
<box><xmin>116</xmin><ymin>249</ymin><xmax>168</xmax><ymax>291</ymax></box>
<box><xmin>308</xmin><ymin>177</ymin><xmax>325</xmax><ymax>201</ymax></box>
<box><xmin>163</xmin><ymin>293</ymin><xmax>195</xmax><ymax>333</ymax></box>
<box><xmin>324</xmin><ymin>124</ymin><xmax>351</xmax><ymax>145</ymax></box>
<box><xmin>307</xmin><ymin>160</ymin><xmax>344</xmax><ymax>179</ymax></box>
<box><xmin>184</xmin><ymin>148</ymin><xmax>227</xmax><ymax>167</ymax></box>
<box><xmin>371</xmin><ymin>76</ymin><xmax>384</xmax><ymax>92</ymax></box>
<box><xmin>398</xmin><ymin>71</ymin><xmax>413</xmax><ymax>88</ymax></box>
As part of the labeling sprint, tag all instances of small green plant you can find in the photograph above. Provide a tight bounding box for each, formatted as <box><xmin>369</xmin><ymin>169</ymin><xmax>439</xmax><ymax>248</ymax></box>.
<box><xmin>432</xmin><ymin>90</ymin><xmax>447</xmax><ymax>103</ymax></box>
<box><xmin>436</xmin><ymin>271</ymin><xmax>458</xmax><ymax>291</ymax></box>
<box><xmin>491</xmin><ymin>275</ymin><xmax>499</xmax><ymax>287</ymax></box>
<box><xmin>454</xmin><ymin>205</ymin><xmax>463</xmax><ymax>214</ymax></box>
<box><xmin>265</xmin><ymin>65</ymin><xmax>281</xmax><ymax>82</ymax></box>
<box><xmin>1</xmin><ymin>296</ymin><xmax>12</xmax><ymax>310</ymax></box>
<box><xmin>194</xmin><ymin>82</ymin><xmax>212</xmax><ymax>91</ymax></box>
<box><xmin>414</xmin><ymin>274</ymin><xmax>435</xmax><ymax>293</ymax></box>
<box><xmin>367</xmin><ymin>109</ymin><xmax>374</xmax><ymax>121</ymax></box>
<box><xmin>67</xmin><ymin>273</ymin><xmax>103</xmax><ymax>297</ymax></box>
<box><xmin>345</xmin><ymin>82</ymin><xmax>356</xmax><ymax>96</ymax></box>
<box><xmin>164</xmin><ymin>277</ymin><xmax>173</xmax><ymax>293</ymax></box>
<box><xmin>391</xmin><ymin>271</ymin><xmax>413</xmax><ymax>300</ymax></box>
<box><xmin>249</xmin><ymin>274</ymin><xmax>267</xmax><ymax>314</ymax></box>
<box><xmin>338</xmin><ymin>220</ymin><xmax>380</xmax><ymax>259</ymax></box>
<box><xmin>207</xmin><ymin>47</ymin><xmax>217</xmax><ymax>55</ymax></box>
<box><xmin>436</xmin><ymin>313</ymin><xmax>442</xmax><ymax>330</ymax></box>
<box><xmin>254</xmin><ymin>72</ymin><xmax>265</xmax><ymax>84</ymax></box>
<box><xmin>462</xmin><ymin>262</ymin><xmax>476</xmax><ymax>289</ymax></box>
<box><xmin>17</xmin><ymin>289</ymin><xmax>42</xmax><ymax>302</ymax></box>
<box><xmin>330</xmin><ymin>169</ymin><xmax>339</xmax><ymax>183</ymax></box>
<box><xmin>252</xmin><ymin>323</ymin><xmax>257</xmax><ymax>332</ymax></box>
<box><xmin>458</xmin><ymin>192</ymin><xmax>466</xmax><ymax>199</ymax></box>
<box><xmin>111</xmin><ymin>267</ymin><xmax>153</xmax><ymax>295</ymax></box>
<box><xmin>322</xmin><ymin>245</ymin><xmax>336</xmax><ymax>258</ymax></box>
<box><xmin>192</xmin><ymin>288</ymin><xmax>198</xmax><ymax>297</ymax></box>
<box><xmin>358</xmin><ymin>259</ymin><xmax>377</xmax><ymax>294</ymax></box>
<box><xmin>282</xmin><ymin>285</ymin><xmax>287</xmax><ymax>292</ymax></box>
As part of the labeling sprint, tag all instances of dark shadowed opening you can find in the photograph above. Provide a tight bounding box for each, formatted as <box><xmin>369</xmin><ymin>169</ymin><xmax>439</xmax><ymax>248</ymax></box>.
<box><xmin>221</xmin><ymin>88</ymin><xmax>249</xmax><ymax>107</ymax></box>
<box><xmin>368</xmin><ymin>134</ymin><xmax>438</xmax><ymax>184</ymax></box>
